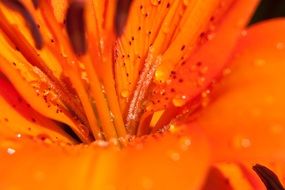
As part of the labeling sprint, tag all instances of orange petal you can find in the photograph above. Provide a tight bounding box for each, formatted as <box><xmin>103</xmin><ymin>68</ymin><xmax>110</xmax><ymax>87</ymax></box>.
<box><xmin>202</xmin><ymin>166</ymin><xmax>234</xmax><ymax>190</ymax></box>
<box><xmin>0</xmin><ymin>75</ymin><xmax>75</xmax><ymax>143</ymax></box>
<box><xmin>0</xmin><ymin>125</ymin><xmax>209</xmax><ymax>190</ymax></box>
<box><xmin>147</xmin><ymin>0</ymin><xmax>259</xmax><ymax>132</ymax></box>
<box><xmin>0</xmin><ymin>1</ymin><xmax>94</xmax><ymax>142</ymax></box>
<box><xmin>0</xmin><ymin>137</ymin><xmax>119</xmax><ymax>189</ymax></box>
<box><xmin>115</xmin><ymin>0</ymin><xmax>235</xmax><ymax>115</ymax></box>
<box><xmin>190</xmin><ymin>19</ymin><xmax>285</xmax><ymax>164</ymax></box>
<box><xmin>118</xmin><ymin>125</ymin><xmax>210</xmax><ymax>189</ymax></box>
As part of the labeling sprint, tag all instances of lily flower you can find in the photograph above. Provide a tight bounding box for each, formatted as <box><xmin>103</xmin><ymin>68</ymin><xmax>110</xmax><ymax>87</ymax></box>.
<box><xmin>0</xmin><ymin>0</ymin><xmax>284</xmax><ymax>189</ymax></box>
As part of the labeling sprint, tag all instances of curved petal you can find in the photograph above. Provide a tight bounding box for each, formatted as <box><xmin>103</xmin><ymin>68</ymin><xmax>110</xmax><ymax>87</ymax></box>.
<box><xmin>138</xmin><ymin>0</ymin><xmax>259</xmax><ymax>134</ymax></box>
<box><xmin>0</xmin><ymin>74</ymin><xmax>75</xmax><ymax>143</ymax></box>
<box><xmin>118</xmin><ymin>125</ymin><xmax>210</xmax><ymax>190</ymax></box>
<box><xmin>0</xmin><ymin>126</ymin><xmax>209</xmax><ymax>190</ymax></box>
<box><xmin>190</xmin><ymin>19</ymin><xmax>285</xmax><ymax>164</ymax></box>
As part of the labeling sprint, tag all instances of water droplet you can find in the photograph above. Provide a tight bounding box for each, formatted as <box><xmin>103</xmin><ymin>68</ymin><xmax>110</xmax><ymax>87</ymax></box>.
<box><xmin>7</xmin><ymin>147</ymin><xmax>16</xmax><ymax>155</ymax></box>
<box><xmin>34</xmin><ymin>170</ymin><xmax>45</xmax><ymax>181</ymax></box>
<box><xmin>120</xmin><ymin>90</ymin><xmax>129</xmax><ymax>98</ymax></box>
<box><xmin>197</xmin><ymin>77</ymin><xmax>206</xmax><ymax>86</ymax></box>
<box><xmin>254</xmin><ymin>59</ymin><xmax>266</xmax><ymax>67</ymax></box>
<box><xmin>183</xmin><ymin>0</ymin><xmax>190</xmax><ymax>6</ymax></box>
<box><xmin>207</xmin><ymin>33</ymin><xmax>215</xmax><ymax>40</ymax></box>
<box><xmin>169</xmin><ymin>124</ymin><xmax>179</xmax><ymax>133</ymax></box>
<box><xmin>200</xmin><ymin>66</ymin><xmax>208</xmax><ymax>74</ymax></box>
<box><xmin>154</xmin><ymin>69</ymin><xmax>166</xmax><ymax>83</ymax></box>
<box><xmin>201</xmin><ymin>89</ymin><xmax>210</xmax><ymax>98</ymax></box>
<box><xmin>276</xmin><ymin>42</ymin><xmax>284</xmax><ymax>50</ymax></box>
<box><xmin>179</xmin><ymin>137</ymin><xmax>192</xmax><ymax>151</ymax></box>
<box><xmin>172</xmin><ymin>95</ymin><xmax>187</xmax><ymax>107</ymax></box>
<box><xmin>99</xmin><ymin>38</ymin><xmax>105</xmax><ymax>52</ymax></box>
<box><xmin>94</xmin><ymin>140</ymin><xmax>109</xmax><ymax>148</ymax></box>
<box><xmin>270</xmin><ymin>124</ymin><xmax>284</xmax><ymax>134</ymax></box>
<box><xmin>16</xmin><ymin>133</ymin><xmax>22</xmax><ymax>138</ymax></box>
<box><xmin>168</xmin><ymin>150</ymin><xmax>181</xmax><ymax>161</ymax></box>
<box><xmin>109</xmin><ymin>111</ymin><xmax>115</xmax><ymax>122</ymax></box>
<box><xmin>223</xmin><ymin>68</ymin><xmax>231</xmax><ymax>76</ymax></box>
<box><xmin>150</xmin><ymin>0</ymin><xmax>160</xmax><ymax>6</ymax></box>
<box><xmin>241</xmin><ymin>30</ymin><xmax>247</xmax><ymax>36</ymax></box>
<box><xmin>141</xmin><ymin>177</ymin><xmax>153</xmax><ymax>190</ymax></box>
<box><xmin>232</xmin><ymin>136</ymin><xmax>251</xmax><ymax>149</ymax></box>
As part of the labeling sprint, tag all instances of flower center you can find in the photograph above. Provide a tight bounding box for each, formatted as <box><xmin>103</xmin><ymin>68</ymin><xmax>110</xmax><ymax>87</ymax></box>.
<box><xmin>1</xmin><ymin>0</ymin><xmax>160</xmax><ymax>145</ymax></box>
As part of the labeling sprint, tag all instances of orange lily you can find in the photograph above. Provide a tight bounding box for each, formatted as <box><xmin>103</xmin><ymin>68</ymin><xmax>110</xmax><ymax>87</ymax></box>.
<box><xmin>0</xmin><ymin>0</ymin><xmax>285</xmax><ymax>189</ymax></box>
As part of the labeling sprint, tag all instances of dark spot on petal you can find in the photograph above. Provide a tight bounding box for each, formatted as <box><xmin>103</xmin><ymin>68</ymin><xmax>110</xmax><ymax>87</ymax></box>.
<box><xmin>1</xmin><ymin>0</ymin><xmax>43</xmax><ymax>49</ymax></box>
<box><xmin>196</xmin><ymin>61</ymin><xmax>202</xmax><ymax>66</ymax></box>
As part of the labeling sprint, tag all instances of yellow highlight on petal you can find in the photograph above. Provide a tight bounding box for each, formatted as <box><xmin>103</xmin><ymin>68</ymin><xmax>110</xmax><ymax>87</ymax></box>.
<box><xmin>150</xmin><ymin>110</ymin><xmax>165</xmax><ymax>128</ymax></box>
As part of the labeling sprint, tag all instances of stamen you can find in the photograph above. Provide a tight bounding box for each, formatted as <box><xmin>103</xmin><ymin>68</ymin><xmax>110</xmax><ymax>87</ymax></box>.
<box><xmin>31</xmin><ymin>0</ymin><xmax>39</xmax><ymax>9</ymax></box>
<box><xmin>253</xmin><ymin>164</ymin><xmax>285</xmax><ymax>190</ymax></box>
<box><xmin>126</xmin><ymin>52</ymin><xmax>162</xmax><ymax>134</ymax></box>
<box><xmin>66</xmin><ymin>1</ymin><xmax>87</xmax><ymax>55</ymax></box>
<box><xmin>39</xmin><ymin>1</ymin><xmax>104</xmax><ymax>140</ymax></box>
<box><xmin>1</xmin><ymin>0</ymin><xmax>43</xmax><ymax>49</ymax></box>
<box><xmin>114</xmin><ymin>0</ymin><xmax>132</xmax><ymax>36</ymax></box>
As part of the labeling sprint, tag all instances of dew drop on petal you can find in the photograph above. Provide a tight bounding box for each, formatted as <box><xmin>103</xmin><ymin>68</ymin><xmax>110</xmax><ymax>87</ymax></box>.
<box><xmin>168</xmin><ymin>150</ymin><xmax>181</xmax><ymax>161</ymax></box>
<box><xmin>207</xmin><ymin>33</ymin><xmax>215</xmax><ymax>40</ymax></box>
<box><xmin>179</xmin><ymin>136</ymin><xmax>192</xmax><ymax>151</ymax></box>
<box><xmin>197</xmin><ymin>77</ymin><xmax>206</xmax><ymax>86</ymax></box>
<box><xmin>223</xmin><ymin>68</ymin><xmax>232</xmax><ymax>76</ymax></box>
<box><xmin>241</xmin><ymin>30</ymin><xmax>247</xmax><ymax>37</ymax></box>
<box><xmin>172</xmin><ymin>95</ymin><xmax>187</xmax><ymax>107</ymax></box>
<box><xmin>169</xmin><ymin>124</ymin><xmax>179</xmax><ymax>133</ymax></box>
<box><xmin>232</xmin><ymin>135</ymin><xmax>251</xmax><ymax>149</ymax></box>
<box><xmin>183</xmin><ymin>0</ymin><xmax>190</xmax><ymax>6</ymax></box>
<box><xmin>201</xmin><ymin>89</ymin><xmax>210</xmax><ymax>98</ymax></box>
<box><xmin>150</xmin><ymin>0</ymin><xmax>160</xmax><ymax>6</ymax></box>
<box><xmin>141</xmin><ymin>177</ymin><xmax>153</xmax><ymax>190</ymax></box>
<box><xmin>276</xmin><ymin>42</ymin><xmax>284</xmax><ymax>50</ymax></box>
<box><xmin>7</xmin><ymin>147</ymin><xmax>16</xmax><ymax>155</ymax></box>
<box><xmin>254</xmin><ymin>59</ymin><xmax>266</xmax><ymax>67</ymax></box>
<box><xmin>200</xmin><ymin>66</ymin><xmax>208</xmax><ymax>74</ymax></box>
<box><xmin>34</xmin><ymin>170</ymin><xmax>45</xmax><ymax>181</ymax></box>
<box><xmin>270</xmin><ymin>124</ymin><xmax>284</xmax><ymax>135</ymax></box>
<box><xmin>94</xmin><ymin>140</ymin><xmax>109</xmax><ymax>148</ymax></box>
<box><xmin>154</xmin><ymin>69</ymin><xmax>166</xmax><ymax>83</ymax></box>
